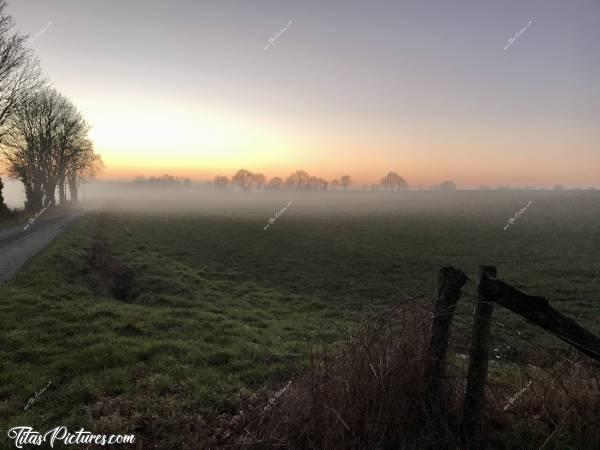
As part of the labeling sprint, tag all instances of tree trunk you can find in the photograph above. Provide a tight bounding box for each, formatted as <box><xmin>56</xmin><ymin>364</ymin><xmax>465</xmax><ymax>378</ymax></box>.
<box><xmin>44</xmin><ymin>181</ymin><xmax>56</xmax><ymax>206</ymax></box>
<box><xmin>58</xmin><ymin>170</ymin><xmax>67</xmax><ymax>204</ymax></box>
<box><xmin>69</xmin><ymin>175</ymin><xmax>79</xmax><ymax>203</ymax></box>
<box><xmin>25</xmin><ymin>180</ymin><xmax>44</xmax><ymax>212</ymax></box>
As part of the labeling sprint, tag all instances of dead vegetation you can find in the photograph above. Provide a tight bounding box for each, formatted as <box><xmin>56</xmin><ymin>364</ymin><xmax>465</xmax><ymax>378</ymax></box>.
<box><xmin>86</xmin><ymin>300</ymin><xmax>599</xmax><ymax>449</ymax></box>
<box><xmin>212</xmin><ymin>303</ymin><xmax>599</xmax><ymax>449</ymax></box>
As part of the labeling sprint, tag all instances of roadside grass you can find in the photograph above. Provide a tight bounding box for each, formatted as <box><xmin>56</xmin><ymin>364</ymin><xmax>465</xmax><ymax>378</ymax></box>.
<box><xmin>0</xmin><ymin>213</ymin><xmax>351</xmax><ymax>447</ymax></box>
<box><xmin>0</xmin><ymin>191</ymin><xmax>598</xmax><ymax>448</ymax></box>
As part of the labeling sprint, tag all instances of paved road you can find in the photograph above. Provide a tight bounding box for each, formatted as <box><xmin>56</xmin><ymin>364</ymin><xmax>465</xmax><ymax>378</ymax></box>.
<box><xmin>0</xmin><ymin>208</ymin><xmax>85</xmax><ymax>282</ymax></box>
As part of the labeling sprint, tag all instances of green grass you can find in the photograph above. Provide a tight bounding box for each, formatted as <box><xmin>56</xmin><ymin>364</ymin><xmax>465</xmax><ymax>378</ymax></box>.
<box><xmin>0</xmin><ymin>190</ymin><xmax>599</xmax><ymax>447</ymax></box>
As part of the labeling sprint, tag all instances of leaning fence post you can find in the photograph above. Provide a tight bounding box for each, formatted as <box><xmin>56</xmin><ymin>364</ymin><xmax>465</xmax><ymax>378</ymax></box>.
<box><xmin>463</xmin><ymin>265</ymin><xmax>496</xmax><ymax>446</ymax></box>
<box><xmin>426</xmin><ymin>267</ymin><xmax>468</xmax><ymax>401</ymax></box>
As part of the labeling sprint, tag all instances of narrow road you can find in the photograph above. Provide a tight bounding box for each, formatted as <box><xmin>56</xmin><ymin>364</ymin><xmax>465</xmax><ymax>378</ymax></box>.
<box><xmin>0</xmin><ymin>207</ymin><xmax>85</xmax><ymax>282</ymax></box>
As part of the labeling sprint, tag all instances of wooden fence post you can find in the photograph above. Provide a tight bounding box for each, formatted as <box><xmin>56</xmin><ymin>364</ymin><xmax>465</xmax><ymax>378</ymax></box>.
<box><xmin>426</xmin><ymin>267</ymin><xmax>468</xmax><ymax>399</ymax></box>
<box><xmin>463</xmin><ymin>265</ymin><xmax>496</xmax><ymax>446</ymax></box>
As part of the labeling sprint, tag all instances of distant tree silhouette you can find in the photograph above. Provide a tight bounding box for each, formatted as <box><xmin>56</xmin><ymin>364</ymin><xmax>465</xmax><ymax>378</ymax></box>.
<box><xmin>308</xmin><ymin>176</ymin><xmax>328</xmax><ymax>190</ymax></box>
<box><xmin>266</xmin><ymin>177</ymin><xmax>283</xmax><ymax>190</ymax></box>
<box><xmin>232</xmin><ymin>169</ymin><xmax>254</xmax><ymax>191</ymax></box>
<box><xmin>133</xmin><ymin>175</ymin><xmax>191</xmax><ymax>189</ymax></box>
<box><xmin>380</xmin><ymin>172</ymin><xmax>408</xmax><ymax>191</ymax></box>
<box><xmin>340</xmin><ymin>175</ymin><xmax>352</xmax><ymax>191</ymax></box>
<box><xmin>438</xmin><ymin>180</ymin><xmax>457</xmax><ymax>191</ymax></box>
<box><xmin>285</xmin><ymin>170</ymin><xmax>311</xmax><ymax>190</ymax></box>
<box><xmin>250</xmin><ymin>173</ymin><xmax>266</xmax><ymax>190</ymax></box>
<box><xmin>330</xmin><ymin>179</ymin><xmax>340</xmax><ymax>190</ymax></box>
<box><xmin>553</xmin><ymin>184</ymin><xmax>565</xmax><ymax>190</ymax></box>
<box><xmin>214</xmin><ymin>175</ymin><xmax>229</xmax><ymax>190</ymax></box>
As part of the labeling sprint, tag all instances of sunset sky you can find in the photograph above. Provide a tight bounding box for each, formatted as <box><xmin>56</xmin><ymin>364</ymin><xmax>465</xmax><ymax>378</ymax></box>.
<box><xmin>8</xmin><ymin>0</ymin><xmax>600</xmax><ymax>187</ymax></box>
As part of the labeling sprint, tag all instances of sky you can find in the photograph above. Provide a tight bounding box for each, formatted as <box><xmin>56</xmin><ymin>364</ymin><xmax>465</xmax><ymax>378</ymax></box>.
<box><xmin>7</xmin><ymin>0</ymin><xmax>600</xmax><ymax>187</ymax></box>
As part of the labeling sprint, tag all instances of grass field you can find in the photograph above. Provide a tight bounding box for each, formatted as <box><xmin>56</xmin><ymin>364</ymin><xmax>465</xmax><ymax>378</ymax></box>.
<box><xmin>1</xmin><ymin>190</ymin><xmax>599</xmax><ymax>447</ymax></box>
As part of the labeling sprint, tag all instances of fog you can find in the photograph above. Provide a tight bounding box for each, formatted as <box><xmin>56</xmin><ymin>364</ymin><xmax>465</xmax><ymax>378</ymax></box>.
<box><xmin>1</xmin><ymin>180</ymin><xmax>580</xmax><ymax>232</ymax></box>
<box><xmin>4</xmin><ymin>180</ymin><xmax>599</xmax><ymax>228</ymax></box>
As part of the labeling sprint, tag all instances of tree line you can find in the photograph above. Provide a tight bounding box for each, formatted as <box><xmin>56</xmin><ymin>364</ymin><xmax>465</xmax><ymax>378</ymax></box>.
<box><xmin>133</xmin><ymin>175</ymin><xmax>191</xmax><ymax>188</ymax></box>
<box><xmin>211</xmin><ymin>169</ymin><xmax>411</xmax><ymax>191</ymax></box>
<box><xmin>0</xmin><ymin>0</ymin><xmax>102</xmax><ymax>214</ymax></box>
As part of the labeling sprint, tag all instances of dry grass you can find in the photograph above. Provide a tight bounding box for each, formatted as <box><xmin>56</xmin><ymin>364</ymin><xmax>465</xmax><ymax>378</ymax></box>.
<box><xmin>227</xmin><ymin>303</ymin><xmax>463</xmax><ymax>449</ymax></box>
<box><xmin>84</xmin><ymin>299</ymin><xmax>600</xmax><ymax>449</ymax></box>
<box><xmin>213</xmin><ymin>303</ymin><xmax>600</xmax><ymax>450</ymax></box>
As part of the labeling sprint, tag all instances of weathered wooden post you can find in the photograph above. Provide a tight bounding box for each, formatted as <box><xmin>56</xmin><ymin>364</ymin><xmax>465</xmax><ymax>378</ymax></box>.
<box><xmin>478</xmin><ymin>273</ymin><xmax>600</xmax><ymax>362</ymax></box>
<box><xmin>426</xmin><ymin>267</ymin><xmax>468</xmax><ymax>398</ymax></box>
<box><xmin>424</xmin><ymin>267</ymin><xmax>467</xmax><ymax>441</ymax></box>
<box><xmin>463</xmin><ymin>265</ymin><xmax>496</xmax><ymax>446</ymax></box>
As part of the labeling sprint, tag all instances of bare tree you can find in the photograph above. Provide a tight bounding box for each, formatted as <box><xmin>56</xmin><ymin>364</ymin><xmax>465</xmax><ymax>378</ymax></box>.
<box><xmin>3</xmin><ymin>88</ymin><xmax>101</xmax><ymax>207</ymax></box>
<box><xmin>285</xmin><ymin>170</ymin><xmax>310</xmax><ymax>190</ymax></box>
<box><xmin>380</xmin><ymin>171</ymin><xmax>408</xmax><ymax>191</ymax></box>
<box><xmin>0</xmin><ymin>0</ymin><xmax>43</xmax><ymax>144</ymax></box>
<box><xmin>340</xmin><ymin>175</ymin><xmax>352</xmax><ymax>191</ymax></box>
<box><xmin>330</xmin><ymin>179</ymin><xmax>340</xmax><ymax>190</ymax></box>
<box><xmin>250</xmin><ymin>172</ymin><xmax>266</xmax><ymax>191</ymax></box>
<box><xmin>3</xmin><ymin>88</ymin><xmax>67</xmax><ymax>208</ymax></box>
<box><xmin>232</xmin><ymin>169</ymin><xmax>253</xmax><ymax>191</ymax></box>
<box><xmin>55</xmin><ymin>100</ymin><xmax>90</xmax><ymax>203</ymax></box>
<box><xmin>308</xmin><ymin>176</ymin><xmax>328</xmax><ymax>190</ymax></box>
<box><xmin>214</xmin><ymin>175</ymin><xmax>229</xmax><ymax>190</ymax></box>
<box><xmin>65</xmin><ymin>138</ymin><xmax>103</xmax><ymax>202</ymax></box>
<box><xmin>266</xmin><ymin>177</ymin><xmax>283</xmax><ymax>190</ymax></box>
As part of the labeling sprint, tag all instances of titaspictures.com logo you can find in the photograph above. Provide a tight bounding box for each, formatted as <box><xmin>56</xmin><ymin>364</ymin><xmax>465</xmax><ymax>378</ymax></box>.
<box><xmin>7</xmin><ymin>426</ymin><xmax>135</xmax><ymax>448</ymax></box>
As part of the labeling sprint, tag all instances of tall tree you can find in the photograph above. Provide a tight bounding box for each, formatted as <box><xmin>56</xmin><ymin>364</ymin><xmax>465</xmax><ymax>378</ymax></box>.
<box><xmin>55</xmin><ymin>101</ymin><xmax>89</xmax><ymax>203</ymax></box>
<box><xmin>3</xmin><ymin>88</ymin><xmax>66</xmax><ymax>208</ymax></box>
<box><xmin>65</xmin><ymin>138</ymin><xmax>102</xmax><ymax>202</ymax></box>
<box><xmin>3</xmin><ymin>89</ymin><xmax>101</xmax><ymax>208</ymax></box>
<box><xmin>0</xmin><ymin>0</ymin><xmax>43</xmax><ymax>144</ymax></box>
